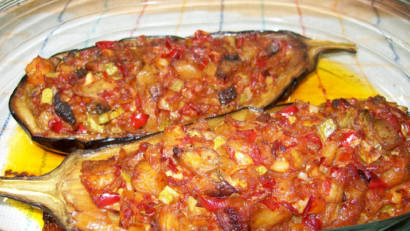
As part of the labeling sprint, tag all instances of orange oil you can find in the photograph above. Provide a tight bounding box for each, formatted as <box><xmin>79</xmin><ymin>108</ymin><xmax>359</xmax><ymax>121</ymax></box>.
<box><xmin>2</xmin><ymin>59</ymin><xmax>377</xmax><ymax>229</ymax></box>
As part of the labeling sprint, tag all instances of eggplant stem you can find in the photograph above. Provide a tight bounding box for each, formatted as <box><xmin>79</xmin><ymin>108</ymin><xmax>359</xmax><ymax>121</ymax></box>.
<box><xmin>0</xmin><ymin>173</ymin><xmax>71</xmax><ymax>228</ymax></box>
<box><xmin>305</xmin><ymin>39</ymin><xmax>357</xmax><ymax>68</ymax></box>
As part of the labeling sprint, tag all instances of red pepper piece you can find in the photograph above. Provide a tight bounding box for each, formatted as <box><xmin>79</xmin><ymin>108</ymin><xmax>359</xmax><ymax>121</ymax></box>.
<box><xmin>305</xmin><ymin>132</ymin><xmax>323</xmax><ymax>150</ymax></box>
<box><xmin>96</xmin><ymin>192</ymin><xmax>120</xmax><ymax>208</ymax></box>
<box><xmin>161</xmin><ymin>48</ymin><xmax>182</xmax><ymax>60</ymax></box>
<box><xmin>302</xmin><ymin>197</ymin><xmax>313</xmax><ymax>217</ymax></box>
<box><xmin>77</xmin><ymin>123</ymin><xmax>87</xmax><ymax>134</ymax></box>
<box><xmin>263</xmin><ymin>200</ymin><xmax>280</xmax><ymax>211</ymax></box>
<box><xmin>281</xmin><ymin>105</ymin><xmax>298</xmax><ymax>118</ymax></box>
<box><xmin>168</xmin><ymin>159</ymin><xmax>178</xmax><ymax>173</ymax></box>
<box><xmin>341</xmin><ymin>131</ymin><xmax>357</xmax><ymax>147</ymax></box>
<box><xmin>96</xmin><ymin>41</ymin><xmax>119</xmax><ymax>50</ymax></box>
<box><xmin>198</xmin><ymin>196</ymin><xmax>228</xmax><ymax>212</ymax></box>
<box><xmin>302</xmin><ymin>214</ymin><xmax>322</xmax><ymax>231</ymax></box>
<box><xmin>131</xmin><ymin>113</ymin><xmax>149</xmax><ymax>129</ymax></box>
<box><xmin>282</xmin><ymin>202</ymin><xmax>300</xmax><ymax>215</ymax></box>
<box><xmin>369</xmin><ymin>173</ymin><xmax>388</xmax><ymax>189</ymax></box>
<box><xmin>49</xmin><ymin>118</ymin><xmax>63</xmax><ymax>133</ymax></box>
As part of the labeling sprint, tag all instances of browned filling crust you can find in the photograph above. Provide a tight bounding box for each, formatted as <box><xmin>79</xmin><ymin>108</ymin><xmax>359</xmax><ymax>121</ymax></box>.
<box><xmin>78</xmin><ymin>96</ymin><xmax>410</xmax><ymax>230</ymax></box>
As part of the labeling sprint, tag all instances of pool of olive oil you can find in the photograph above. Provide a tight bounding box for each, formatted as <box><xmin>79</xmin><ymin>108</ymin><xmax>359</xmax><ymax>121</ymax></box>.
<box><xmin>2</xmin><ymin>59</ymin><xmax>377</xmax><ymax>229</ymax></box>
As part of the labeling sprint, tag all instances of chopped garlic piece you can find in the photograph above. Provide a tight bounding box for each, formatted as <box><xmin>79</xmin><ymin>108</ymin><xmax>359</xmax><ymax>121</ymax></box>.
<box><xmin>309</xmin><ymin>104</ymin><xmax>319</xmax><ymax>113</ymax></box>
<box><xmin>292</xmin><ymin>198</ymin><xmax>309</xmax><ymax>214</ymax></box>
<box><xmin>235</xmin><ymin>151</ymin><xmax>254</xmax><ymax>165</ymax></box>
<box><xmin>270</xmin><ymin>161</ymin><xmax>289</xmax><ymax>172</ymax></box>
<box><xmin>84</xmin><ymin>72</ymin><xmax>95</xmax><ymax>86</ymax></box>
<box><xmin>159</xmin><ymin>186</ymin><xmax>179</xmax><ymax>205</ymax></box>
<box><xmin>288</xmin><ymin>115</ymin><xmax>297</xmax><ymax>124</ymax></box>
<box><xmin>41</xmin><ymin>88</ymin><xmax>53</xmax><ymax>104</ymax></box>
<box><xmin>265</xmin><ymin>76</ymin><xmax>273</xmax><ymax>85</ymax></box>
<box><xmin>244</xmin><ymin>87</ymin><xmax>253</xmax><ymax>101</ymax></box>
<box><xmin>165</xmin><ymin>170</ymin><xmax>183</xmax><ymax>180</ymax></box>
<box><xmin>298</xmin><ymin>172</ymin><xmax>309</xmax><ymax>181</ymax></box>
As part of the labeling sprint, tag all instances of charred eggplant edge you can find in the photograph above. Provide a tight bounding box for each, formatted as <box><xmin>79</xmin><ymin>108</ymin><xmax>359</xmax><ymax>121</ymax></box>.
<box><xmin>9</xmin><ymin>30</ymin><xmax>357</xmax><ymax>154</ymax></box>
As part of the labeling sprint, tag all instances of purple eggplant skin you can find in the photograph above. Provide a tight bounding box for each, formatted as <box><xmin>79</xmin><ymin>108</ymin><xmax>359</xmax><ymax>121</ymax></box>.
<box><xmin>9</xmin><ymin>30</ymin><xmax>357</xmax><ymax>154</ymax></box>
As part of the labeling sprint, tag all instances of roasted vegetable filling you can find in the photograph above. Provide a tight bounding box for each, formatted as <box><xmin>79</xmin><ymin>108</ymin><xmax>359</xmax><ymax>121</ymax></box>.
<box><xmin>79</xmin><ymin>96</ymin><xmax>410</xmax><ymax>230</ymax></box>
<box><xmin>23</xmin><ymin>30</ymin><xmax>301</xmax><ymax>136</ymax></box>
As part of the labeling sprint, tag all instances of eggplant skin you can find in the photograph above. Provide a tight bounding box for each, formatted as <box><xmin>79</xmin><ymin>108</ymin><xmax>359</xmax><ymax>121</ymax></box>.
<box><xmin>9</xmin><ymin>30</ymin><xmax>357</xmax><ymax>154</ymax></box>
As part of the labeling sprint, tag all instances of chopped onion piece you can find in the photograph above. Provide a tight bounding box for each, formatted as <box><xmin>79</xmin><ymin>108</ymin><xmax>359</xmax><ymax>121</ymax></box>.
<box><xmin>41</xmin><ymin>88</ymin><xmax>53</xmax><ymax>105</ymax></box>
<box><xmin>159</xmin><ymin>186</ymin><xmax>179</xmax><ymax>205</ymax></box>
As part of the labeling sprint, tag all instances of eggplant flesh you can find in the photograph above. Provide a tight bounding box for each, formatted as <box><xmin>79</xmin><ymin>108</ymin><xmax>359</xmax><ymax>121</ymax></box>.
<box><xmin>2</xmin><ymin>96</ymin><xmax>410</xmax><ymax>230</ymax></box>
<box><xmin>9</xmin><ymin>30</ymin><xmax>357</xmax><ymax>154</ymax></box>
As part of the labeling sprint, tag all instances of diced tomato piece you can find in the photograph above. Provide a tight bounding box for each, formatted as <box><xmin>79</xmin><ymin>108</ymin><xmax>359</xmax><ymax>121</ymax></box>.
<box><xmin>135</xmin><ymin>95</ymin><xmax>142</xmax><ymax>110</ymax></box>
<box><xmin>198</xmin><ymin>196</ymin><xmax>228</xmax><ymax>212</ymax></box>
<box><xmin>330</xmin><ymin>167</ymin><xmax>346</xmax><ymax>183</ymax></box>
<box><xmin>236</xmin><ymin>37</ymin><xmax>244</xmax><ymax>48</ymax></box>
<box><xmin>96</xmin><ymin>41</ymin><xmax>119</xmax><ymax>50</ymax></box>
<box><xmin>341</xmin><ymin>131</ymin><xmax>357</xmax><ymax>147</ymax></box>
<box><xmin>179</xmin><ymin>104</ymin><xmax>199</xmax><ymax>117</ymax></box>
<box><xmin>77</xmin><ymin>123</ymin><xmax>87</xmax><ymax>134</ymax></box>
<box><xmin>165</xmin><ymin>37</ymin><xmax>173</xmax><ymax>49</ymax></box>
<box><xmin>198</xmin><ymin>59</ymin><xmax>209</xmax><ymax>70</ymax></box>
<box><xmin>325</xmin><ymin>99</ymin><xmax>331</xmax><ymax>107</ymax></box>
<box><xmin>96</xmin><ymin>192</ymin><xmax>120</xmax><ymax>208</ymax></box>
<box><xmin>256</xmin><ymin>59</ymin><xmax>267</xmax><ymax>67</ymax></box>
<box><xmin>302</xmin><ymin>214</ymin><xmax>322</xmax><ymax>231</ymax></box>
<box><xmin>235</xmin><ymin>129</ymin><xmax>259</xmax><ymax>143</ymax></box>
<box><xmin>139</xmin><ymin>142</ymin><xmax>150</xmax><ymax>152</ymax></box>
<box><xmin>131</xmin><ymin>113</ymin><xmax>149</xmax><ymax>129</ymax></box>
<box><xmin>49</xmin><ymin>118</ymin><xmax>63</xmax><ymax>133</ymax></box>
<box><xmin>261</xmin><ymin>177</ymin><xmax>276</xmax><ymax>189</ymax></box>
<box><xmin>193</xmin><ymin>30</ymin><xmax>213</xmax><ymax>44</ymax></box>
<box><xmin>368</xmin><ymin>173</ymin><xmax>388</xmax><ymax>189</ymax></box>
<box><xmin>323</xmin><ymin>177</ymin><xmax>332</xmax><ymax>196</ymax></box>
<box><xmin>263</xmin><ymin>200</ymin><xmax>280</xmax><ymax>211</ymax></box>
<box><xmin>305</xmin><ymin>133</ymin><xmax>322</xmax><ymax>150</ymax></box>
<box><xmin>281</xmin><ymin>105</ymin><xmax>298</xmax><ymax>118</ymax></box>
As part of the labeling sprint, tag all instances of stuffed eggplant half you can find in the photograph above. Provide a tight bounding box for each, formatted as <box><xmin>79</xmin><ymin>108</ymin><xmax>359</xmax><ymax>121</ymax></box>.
<box><xmin>2</xmin><ymin>96</ymin><xmax>410</xmax><ymax>230</ymax></box>
<box><xmin>9</xmin><ymin>30</ymin><xmax>356</xmax><ymax>153</ymax></box>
